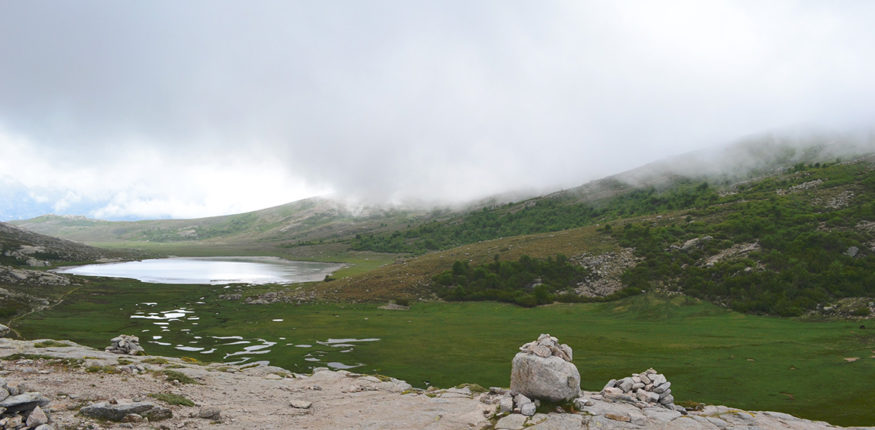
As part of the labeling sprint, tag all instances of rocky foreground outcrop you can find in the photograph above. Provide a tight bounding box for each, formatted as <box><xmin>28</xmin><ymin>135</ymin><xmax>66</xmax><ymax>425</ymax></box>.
<box><xmin>0</xmin><ymin>338</ymin><xmax>871</xmax><ymax>430</ymax></box>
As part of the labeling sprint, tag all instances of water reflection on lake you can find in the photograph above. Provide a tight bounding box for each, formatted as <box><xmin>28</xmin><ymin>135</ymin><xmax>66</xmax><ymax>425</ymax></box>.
<box><xmin>55</xmin><ymin>256</ymin><xmax>344</xmax><ymax>285</ymax></box>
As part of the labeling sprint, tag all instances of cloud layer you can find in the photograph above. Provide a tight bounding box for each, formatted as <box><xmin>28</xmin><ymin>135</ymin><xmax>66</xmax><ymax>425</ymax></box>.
<box><xmin>1</xmin><ymin>1</ymin><xmax>874</xmax><ymax>219</ymax></box>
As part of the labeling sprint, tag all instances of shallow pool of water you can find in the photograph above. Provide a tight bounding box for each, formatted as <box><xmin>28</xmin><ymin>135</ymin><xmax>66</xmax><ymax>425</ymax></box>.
<box><xmin>55</xmin><ymin>256</ymin><xmax>344</xmax><ymax>284</ymax></box>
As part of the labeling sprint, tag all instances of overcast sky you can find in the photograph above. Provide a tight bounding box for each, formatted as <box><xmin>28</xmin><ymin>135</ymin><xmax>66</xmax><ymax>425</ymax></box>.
<box><xmin>1</xmin><ymin>1</ymin><xmax>874</xmax><ymax>220</ymax></box>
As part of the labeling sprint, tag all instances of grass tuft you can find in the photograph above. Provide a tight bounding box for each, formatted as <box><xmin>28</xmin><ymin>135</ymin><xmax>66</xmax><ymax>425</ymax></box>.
<box><xmin>86</xmin><ymin>365</ymin><xmax>119</xmax><ymax>374</ymax></box>
<box><xmin>162</xmin><ymin>369</ymin><xmax>199</xmax><ymax>384</ymax></box>
<box><xmin>149</xmin><ymin>392</ymin><xmax>195</xmax><ymax>406</ymax></box>
<box><xmin>455</xmin><ymin>383</ymin><xmax>488</xmax><ymax>393</ymax></box>
<box><xmin>33</xmin><ymin>340</ymin><xmax>71</xmax><ymax>348</ymax></box>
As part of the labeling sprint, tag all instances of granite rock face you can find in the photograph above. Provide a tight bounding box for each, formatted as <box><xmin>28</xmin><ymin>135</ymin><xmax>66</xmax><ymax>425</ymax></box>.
<box><xmin>510</xmin><ymin>334</ymin><xmax>580</xmax><ymax>402</ymax></box>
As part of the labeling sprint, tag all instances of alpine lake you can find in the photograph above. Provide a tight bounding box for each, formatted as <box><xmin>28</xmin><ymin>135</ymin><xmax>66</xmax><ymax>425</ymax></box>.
<box><xmin>15</xmin><ymin>258</ymin><xmax>875</xmax><ymax>426</ymax></box>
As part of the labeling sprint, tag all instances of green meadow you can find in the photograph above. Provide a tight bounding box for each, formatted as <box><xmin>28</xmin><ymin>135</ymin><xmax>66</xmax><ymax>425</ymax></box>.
<box><xmin>15</xmin><ymin>278</ymin><xmax>875</xmax><ymax>426</ymax></box>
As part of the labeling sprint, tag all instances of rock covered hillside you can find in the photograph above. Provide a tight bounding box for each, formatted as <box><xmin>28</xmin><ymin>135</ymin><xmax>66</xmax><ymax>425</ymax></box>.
<box><xmin>1</xmin><ymin>337</ymin><xmax>871</xmax><ymax>430</ymax></box>
<box><xmin>0</xmin><ymin>222</ymin><xmax>118</xmax><ymax>268</ymax></box>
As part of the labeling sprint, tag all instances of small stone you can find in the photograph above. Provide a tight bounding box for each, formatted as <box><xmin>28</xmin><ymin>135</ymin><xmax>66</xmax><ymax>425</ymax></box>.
<box><xmin>499</xmin><ymin>396</ymin><xmax>513</xmax><ymax>413</ymax></box>
<box><xmin>519</xmin><ymin>341</ymin><xmax>536</xmax><ymax>352</ymax></box>
<box><xmin>651</xmin><ymin>374</ymin><xmax>667</xmax><ymax>386</ymax></box>
<box><xmin>197</xmin><ymin>407</ymin><xmax>221</xmax><ymax>420</ymax></box>
<box><xmin>605</xmin><ymin>413</ymin><xmax>631</xmax><ymax>422</ymax></box>
<box><xmin>618</xmin><ymin>378</ymin><xmax>634</xmax><ymax>392</ymax></box>
<box><xmin>602</xmin><ymin>387</ymin><xmax>622</xmax><ymax>396</ymax></box>
<box><xmin>2</xmin><ymin>415</ymin><xmax>23</xmax><ymax>428</ymax></box>
<box><xmin>513</xmin><ymin>393</ymin><xmax>530</xmax><ymax>407</ymax></box>
<box><xmin>121</xmin><ymin>414</ymin><xmax>143</xmax><ymax>423</ymax></box>
<box><xmin>654</xmin><ymin>381</ymin><xmax>671</xmax><ymax>393</ymax></box>
<box><xmin>26</xmin><ymin>405</ymin><xmax>48</xmax><ymax>427</ymax></box>
<box><xmin>573</xmin><ymin>397</ymin><xmax>593</xmax><ymax>408</ymax></box>
<box><xmin>602</xmin><ymin>379</ymin><xmax>617</xmax><ymax>391</ymax></box>
<box><xmin>639</xmin><ymin>374</ymin><xmax>652</xmax><ymax>385</ymax></box>
<box><xmin>559</xmin><ymin>344</ymin><xmax>573</xmax><ymax>361</ymax></box>
<box><xmin>632</xmin><ymin>382</ymin><xmax>645</xmax><ymax>390</ymax></box>
<box><xmin>144</xmin><ymin>406</ymin><xmax>172</xmax><ymax>421</ymax></box>
<box><xmin>659</xmin><ymin>394</ymin><xmax>675</xmax><ymax>405</ymax></box>
<box><xmin>532</xmin><ymin>345</ymin><xmax>551</xmax><ymax>358</ymax></box>
<box><xmin>290</xmin><ymin>399</ymin><xmax>312</xmax><ymax>409</ymax></box>
<box><xmin>520</xmin><ymin>402</ymin><xmax>536</xmax><ymax>416</ymax></box>
<box><xmin>495</xmin><ymin>413</ymin><xmax>528</xmax><ymax>430</ymax></box>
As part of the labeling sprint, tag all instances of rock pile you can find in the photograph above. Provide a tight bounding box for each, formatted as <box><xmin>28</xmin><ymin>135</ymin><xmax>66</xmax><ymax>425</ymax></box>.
<box><xmin>496</xmin><ymin>389</ymin><xmax>539</xmax><ymax>417</ymax></box>
<box><xmin>600</xmin><ymin>368</ymin><xmax>685</xmax><ymax>413</ymax></box>
<box><xmin>105</xmin><ymin>335</ymin><xmax>144</xmax><ymax>355</ymax></box>
<box><xmin>510</xmin><ymin>334</ymin><xmax>580</xmax><ymax>402</ymax></box>
<box><xmin>0</xmin><ymin>377</ymin><xmax>52</xmax><ymax>429</ymax></box>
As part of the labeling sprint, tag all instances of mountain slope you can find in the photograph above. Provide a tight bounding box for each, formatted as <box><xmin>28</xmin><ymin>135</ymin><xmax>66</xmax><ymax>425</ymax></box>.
<box><xmin>0</xmin><ymin>222</ymin><xmax>121</xmax><ymax>267</ymax></box>
<box><xmin>314</xmin><ymin>154</ymin><xmax>875</xmax><ymax>317</ymax></box>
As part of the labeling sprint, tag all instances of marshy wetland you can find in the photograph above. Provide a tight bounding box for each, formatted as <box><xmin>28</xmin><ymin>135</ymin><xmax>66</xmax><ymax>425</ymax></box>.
<box><xmin>14</xmin><ymin>275</ymin><xmax>875</xmax><ymax>426</ymax></box>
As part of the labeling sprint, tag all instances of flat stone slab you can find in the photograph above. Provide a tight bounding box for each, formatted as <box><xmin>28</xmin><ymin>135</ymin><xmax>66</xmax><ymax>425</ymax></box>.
<box><xmin>0</xmin><ymin>392</ymin><xmax>50</xmax><ymax>413</ymax></box>
<box><xmin>79</xmin><ymin>401</ymin><xmax>171</xmax><ymax>421</ymax></box>
<box><xmin>495</xmin><ymin>413</ymin><xmax>529</xmax><ymax>430</ymax></box>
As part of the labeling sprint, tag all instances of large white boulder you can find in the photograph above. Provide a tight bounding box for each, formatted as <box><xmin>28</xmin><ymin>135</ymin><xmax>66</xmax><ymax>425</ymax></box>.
<box><xmin>510</xmin><ymin>334</ymin><xmax>580</xmax><ymax>402</ymax></box>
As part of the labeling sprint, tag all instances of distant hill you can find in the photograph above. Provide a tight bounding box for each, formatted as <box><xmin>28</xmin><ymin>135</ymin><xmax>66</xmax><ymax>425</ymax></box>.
<box><xmin>12</xmin><ymin>197</ymin><xmax>431</xmax><ymax>251</ymax></box>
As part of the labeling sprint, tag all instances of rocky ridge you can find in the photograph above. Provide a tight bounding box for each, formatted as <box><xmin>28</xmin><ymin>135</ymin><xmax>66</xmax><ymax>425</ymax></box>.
<box><xmin>0</xmin><ymin>222</ymin><xmax>115</xmax><ymax>268</ymax></box>
<box><xmin>0</xmin><ymin>338</ymin><xmax>871</xmax><ymax>429</ymax></box>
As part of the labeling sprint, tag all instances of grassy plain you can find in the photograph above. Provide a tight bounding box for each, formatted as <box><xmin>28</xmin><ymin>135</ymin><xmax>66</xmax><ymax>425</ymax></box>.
<box><xmin>14</xmin><ymin>278</ymin><xmax>874</xmax><ymax>426</ymax></box>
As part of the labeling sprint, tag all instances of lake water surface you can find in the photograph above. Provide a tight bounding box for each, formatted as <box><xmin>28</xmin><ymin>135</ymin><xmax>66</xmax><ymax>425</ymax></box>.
<box><xmin>55</xmin><ymin>256</ymin><xmax>344</xmax><ymax>284</ymax></box>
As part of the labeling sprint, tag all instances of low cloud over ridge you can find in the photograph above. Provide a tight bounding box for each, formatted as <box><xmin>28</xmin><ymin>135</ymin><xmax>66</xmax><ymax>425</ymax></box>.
<box><xmin>1</xmin><ymin>1</ymin><xmax>874</xmax><ymax>220</ymax></box>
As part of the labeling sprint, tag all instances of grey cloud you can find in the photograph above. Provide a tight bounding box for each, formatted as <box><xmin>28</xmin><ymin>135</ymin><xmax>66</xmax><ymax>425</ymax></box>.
<box><xmin>1</xmin><ymin>1</ymin><xmax>874</xmax><ymax>218</ymax></box>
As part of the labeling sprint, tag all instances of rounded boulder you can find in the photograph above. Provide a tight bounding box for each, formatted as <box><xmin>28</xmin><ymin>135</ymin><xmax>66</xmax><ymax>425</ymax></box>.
<box><xmin>510</xmin><ymin>352</ymin><xmax>580</xmax><ymax>402</ymax></box>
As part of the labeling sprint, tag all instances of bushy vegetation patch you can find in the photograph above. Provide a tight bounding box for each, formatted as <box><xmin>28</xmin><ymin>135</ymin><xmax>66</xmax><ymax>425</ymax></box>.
<box><xmin>613</xmin><ymin>162</ymin><xmax>875</xmax><ymax>316</ymax></box>
<box><xmin>432</xmin><ymin>255</ymin><xmax>589</xmax><ymax>306</ymax></box>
